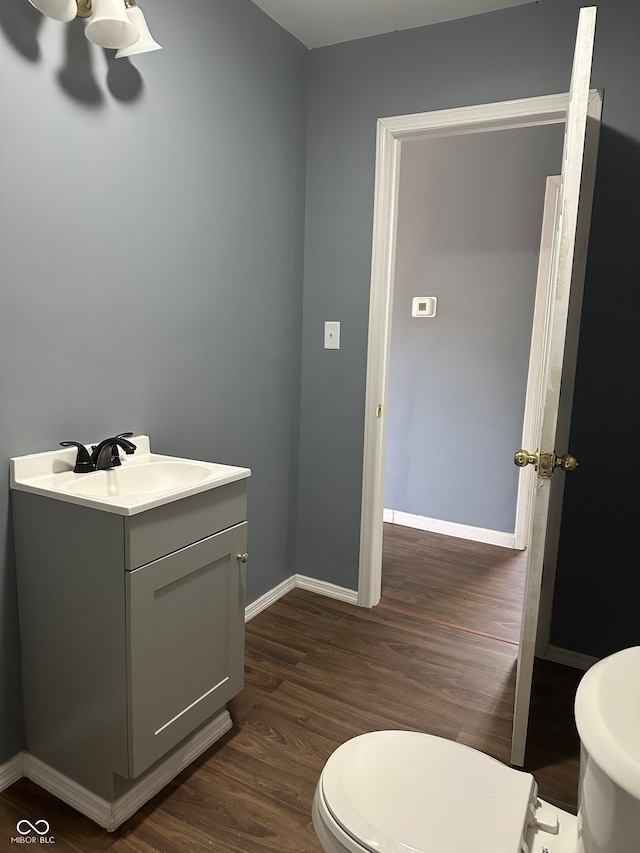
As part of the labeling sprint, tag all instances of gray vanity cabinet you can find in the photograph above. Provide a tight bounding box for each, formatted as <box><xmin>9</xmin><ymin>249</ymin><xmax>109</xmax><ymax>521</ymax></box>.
<box><xmin>12</xmin><ymin>480</ymin><xmax>248</xmax><ymax>803</ymax></box>
<box><xmin>127</xmin><ymin>522</ymin><xmax>246</xmax><ymax>778</ymax></box>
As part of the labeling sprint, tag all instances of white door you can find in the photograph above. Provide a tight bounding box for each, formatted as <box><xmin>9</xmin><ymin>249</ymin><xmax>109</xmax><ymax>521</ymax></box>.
<box><xmin>510</xmin><ymin>5</ymin><xmax>601</xmax><ymax>766</ymax></box>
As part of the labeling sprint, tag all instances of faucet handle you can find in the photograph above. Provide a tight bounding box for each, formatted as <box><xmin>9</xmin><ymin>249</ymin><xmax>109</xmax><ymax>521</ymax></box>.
<box><xmin>90</xmin><ymin>433</ymin><xmax>135</xmax><ymax>453</ymax></box>
<box><xmin>60</xmin><ymin>441</ymin><xmax>94</xmax><ymax>473</ymax></box>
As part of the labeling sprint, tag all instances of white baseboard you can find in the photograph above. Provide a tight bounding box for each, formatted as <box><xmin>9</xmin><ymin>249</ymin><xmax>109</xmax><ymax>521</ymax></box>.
<box><xmin>245</xmin><ymin>574</ymin><xmax>358</xmax><ymax>621</ymax></box>
<box><xmin>0</xmin><ymin>752</ymin><xmax>25</xmax><ymax>792</ymax></box>
<box><xmin>546</xmin><ymin>645</ymin><xmax>599</xmax><ymax>671</ymax></box>
<box><xmin>245</xmin><ymin>575</ymin><xmax>296</xmax><ymax>621</ymax></box>
<box><xmin>295</xmin><ymin>575</ymin><xmax>359</xmax><ymax>605</ymax></box>
<box><xmin>23</xmin><ymin>710</ymin><xmax>232</xmax><ymax>832</ymax></box>
<box><xmin>384</xmin><ymin>509</ymin><xmax>517</xmax><ymax>549</ymax></box>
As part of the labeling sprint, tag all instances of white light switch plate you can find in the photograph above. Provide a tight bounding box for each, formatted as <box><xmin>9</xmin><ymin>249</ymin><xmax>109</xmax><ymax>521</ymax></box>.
<box><xmin>412</xmin><ymin>296</ymin><xmax>437</xmax><ymax>317</ymax></box>
<box><xmin>324</xmin><ymin>321</ymin><xmax>340</xmax><ymax>349</ymax></box>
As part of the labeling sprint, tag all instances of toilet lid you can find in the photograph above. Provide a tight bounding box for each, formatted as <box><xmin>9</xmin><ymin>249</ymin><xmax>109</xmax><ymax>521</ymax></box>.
<box><xmin>320</xmin><ymin>731</ymin><xmax>537</xmax><ymax>853</ymax></box>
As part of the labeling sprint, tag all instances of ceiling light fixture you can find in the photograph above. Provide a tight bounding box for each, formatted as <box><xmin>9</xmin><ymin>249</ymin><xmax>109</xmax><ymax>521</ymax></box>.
<box><xmin>27</xmin><ymin>0</ymin><xmax>162</xmax><ymax>57</ymax></box>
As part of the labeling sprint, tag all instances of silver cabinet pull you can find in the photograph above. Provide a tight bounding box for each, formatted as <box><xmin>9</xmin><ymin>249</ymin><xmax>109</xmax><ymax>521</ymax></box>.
<box><xmin>237</xmin><ymin>553</ymin><xmax>249</xmax><ymax>563</ymax></box>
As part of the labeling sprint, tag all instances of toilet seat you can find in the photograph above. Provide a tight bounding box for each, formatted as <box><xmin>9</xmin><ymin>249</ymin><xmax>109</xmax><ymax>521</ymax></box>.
<box><xmin>317</xmin><ymin>731</ymin><xmax>538</xmax><ymax>853</ymax></box>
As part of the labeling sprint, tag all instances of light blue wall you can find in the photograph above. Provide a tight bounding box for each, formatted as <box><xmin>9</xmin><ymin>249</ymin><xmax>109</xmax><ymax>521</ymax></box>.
<box><xmin>385</xmin><ymin>125</ymin><xmax>565</xmax><ymax>533</ymax></box>
<box><xmin>0</xmin><ymin>0</ymin><xmax>308</xmax><ymax>761</ymax></box>
<box><xmin>298</xmin><ymin>0</ymin><xmax>640</xmax><ymax>658</ymax></box>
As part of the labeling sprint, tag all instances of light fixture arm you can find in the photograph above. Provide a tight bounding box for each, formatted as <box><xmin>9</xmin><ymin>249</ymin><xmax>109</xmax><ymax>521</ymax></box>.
<box><xmin>75</xmin><ymin>0</ymin><xmax>91</xmax><ymax>17</ymax></box>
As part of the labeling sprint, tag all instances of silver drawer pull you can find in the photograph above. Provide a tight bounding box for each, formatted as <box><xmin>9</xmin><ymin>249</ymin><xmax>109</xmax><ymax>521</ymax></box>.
<box><xmin>236</xmin><ymin>553</ymin><xmax>249</xmax><ymax>563</ymax></box>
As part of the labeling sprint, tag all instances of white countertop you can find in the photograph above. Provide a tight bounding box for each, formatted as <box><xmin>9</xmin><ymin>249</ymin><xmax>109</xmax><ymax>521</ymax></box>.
<box><xmin>10</xmin><ymin>436</ymin><xmax>250</xmax><ymax>516</ymax></box>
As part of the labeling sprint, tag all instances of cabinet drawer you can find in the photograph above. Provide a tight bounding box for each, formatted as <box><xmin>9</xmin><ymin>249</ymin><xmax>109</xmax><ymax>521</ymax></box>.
<box><xmin>125</xmin><ymin>480</ymin><xmax>247</xmax><ymax>570</ymax></box>
<box><xmin>126</xmin><ymin>522</ymin><xmax>247</xmax><ymax>778</ymax></box>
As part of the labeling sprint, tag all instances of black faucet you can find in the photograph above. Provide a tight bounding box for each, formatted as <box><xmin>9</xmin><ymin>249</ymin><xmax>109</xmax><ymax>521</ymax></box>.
<box><xmin>90</xmin><ymin>434</ymin><xmax>137</xmax><ymax>471</ymax></box>
<box><xmin>60</xmin><ymin>433</ymin><xmax>137</xmax><ymax>472</ymax></box>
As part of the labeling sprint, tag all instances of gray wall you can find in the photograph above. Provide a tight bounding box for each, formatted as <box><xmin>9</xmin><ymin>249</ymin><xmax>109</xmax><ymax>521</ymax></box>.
<box><xmin>0</xmin><ymin>0</ymin><xmax>307</xmax><ymax>762</ymax></box>
<box><xmin>385</xmin><ymin>126</ymin><xmax>564</xmax><ymax>532</ymax></box>
<box><xmin>298</xmin><ymin>0</ymin><xmax>640</xmax><ymax>658</ymax></box>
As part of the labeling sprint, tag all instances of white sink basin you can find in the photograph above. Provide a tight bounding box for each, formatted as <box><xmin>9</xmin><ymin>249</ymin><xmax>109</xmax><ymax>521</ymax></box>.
<box><xmin>67</xmin><ymin>461</ymin><xmax>211</xmax><ymax>498</ymax></box>
<box><xmin>10</xmin><ymin>435</ymin><xmax>251</xmax><ymax>516</ymax></box>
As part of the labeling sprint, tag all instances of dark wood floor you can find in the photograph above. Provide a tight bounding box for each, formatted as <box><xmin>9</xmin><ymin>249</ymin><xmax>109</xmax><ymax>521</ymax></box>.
<box><xmin>0</xmin><ymin>524</ymin><xmax>582</xmax><ymax>852</ymax></box>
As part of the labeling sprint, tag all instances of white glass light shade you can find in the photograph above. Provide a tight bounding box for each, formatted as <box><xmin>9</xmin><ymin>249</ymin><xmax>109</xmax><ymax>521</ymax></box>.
<box><xmin>85</xmin><ymin>0</ymin><xmax>140</xmax><ymax>49</ymax></box>
<box><xmin>115</xmin><ymin>5</ymin><xmax>162</xmax><ymax>58</ymax></box>
<box><xmin>28</xmin><ymin>0</ymin><xmax>77</xmax><ymax>23</ymax></box>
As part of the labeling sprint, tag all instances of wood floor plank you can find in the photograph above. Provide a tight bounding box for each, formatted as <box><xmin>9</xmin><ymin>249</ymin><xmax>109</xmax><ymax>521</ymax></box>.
<box><xmin>268</xmin><ymin>678</ymin><xmax>461</xmax><ymax>743</ymax></box>
<box><xmin>147</xmin><ymin>768</ymin><xmax>322</xmax><ymax>853</ymax></box>
<box><xmin>382</xmin><ymin>527</ymin><xmax>526</xmax><ymax>643</ymax></box>
<box><xmin>209</xmin><ymin>702</ymin><xmax>334</xmax><ymax>813</ymax></box>
<box><xmin>106</xmin><ymin>835</ymin><xmax>167</xmax><ymax>853</ymax></box>
<box><xmin>274</xmin><ymin>588</ymin><xmax>355</xmax><ymax>622</ymax></box>
<box><xmin>280</xmin><ymin>644</ymin><xmax>476</xmax><ymax>738</ymax></box>
<box><xmin>389</xmin><ymin>579</ymin><xmax>523</xmax><ymax>630</ymax></box>
<box><xmin>246</xmin><ymin>604</ymin><xmax>345</xmax><ymax>654</ymax></box>
<box><xmin>456</xmin><ymin>715</ymin><xmax>515</xmax><ymax>766</ymax></box>
<box><xmin>341</xmin><ymin>603</ymin><xmax>518</xmax><ymax>670</ymax></box>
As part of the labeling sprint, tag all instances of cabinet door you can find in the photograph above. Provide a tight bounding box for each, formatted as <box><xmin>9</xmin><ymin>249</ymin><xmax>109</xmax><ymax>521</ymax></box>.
<box><xmin>126</xmin><ymin>522</ymin><xmax>247</xmax><ymax>778</ymax></box>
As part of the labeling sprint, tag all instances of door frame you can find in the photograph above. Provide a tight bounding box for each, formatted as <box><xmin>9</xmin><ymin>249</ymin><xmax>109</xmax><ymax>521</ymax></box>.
<box><xmin>357</xmin><ymin>92</ymin><xmax>597</xmax><ymax>627</ymax></box>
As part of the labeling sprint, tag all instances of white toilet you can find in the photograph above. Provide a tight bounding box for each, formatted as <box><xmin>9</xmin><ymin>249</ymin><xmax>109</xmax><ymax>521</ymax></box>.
<box><xmin>313</xmin><ymin>646</ymin><xmax>640</xmax><ymax>853</ymax></box>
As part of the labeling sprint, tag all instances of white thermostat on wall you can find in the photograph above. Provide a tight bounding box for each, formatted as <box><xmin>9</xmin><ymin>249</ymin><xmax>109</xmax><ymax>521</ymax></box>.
<box><xmin>411</xmin><ymin>296</ymin><xmax>437</xmax><ymax>318</ymax></box>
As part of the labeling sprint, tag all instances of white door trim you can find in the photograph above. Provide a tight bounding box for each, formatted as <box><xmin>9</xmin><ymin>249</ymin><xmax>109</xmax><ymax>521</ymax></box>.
<box><xmin>359</xmin><ymin>92</ymin><xmax>572</xmax><ymax>609</ymax></box>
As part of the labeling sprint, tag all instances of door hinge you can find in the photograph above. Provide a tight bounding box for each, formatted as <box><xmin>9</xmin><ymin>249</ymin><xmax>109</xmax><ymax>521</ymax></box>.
<box><xmin>376</xmin><ymin>403</ymin><xmax>382</xmax><ymax>418</ymax></box>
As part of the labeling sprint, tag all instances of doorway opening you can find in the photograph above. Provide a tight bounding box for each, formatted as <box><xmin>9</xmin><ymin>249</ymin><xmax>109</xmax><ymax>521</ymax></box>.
<box><xmin>358</xmin><ymin>91</ymin><xmax>574</xmax><ymax>612</ymax></box>
<box><xmin>378</xmin><ymin>121</ymin><xmax>563</xmax><ymax>765</ymax></box>
<box><xmin>382</xmin><ymin>128</ymin><xmax>564</xmax><ymax>556</ymax></box>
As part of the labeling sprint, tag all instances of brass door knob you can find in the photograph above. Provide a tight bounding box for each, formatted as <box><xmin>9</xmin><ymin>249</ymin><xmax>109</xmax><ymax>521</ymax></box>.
<box><xmin>514</xmin><ymin>449</ymin><xmax>578</xmax><ymax>478</ymax></box>
<box><xmin>514</xmin><ymin>449</ymin><xmax>538</xmax><ymax>468</ymax></box>
<box><xmin>556</xmin><ymin>453</ymin><xmax>578</xmax><ymax>472</ymax></box>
